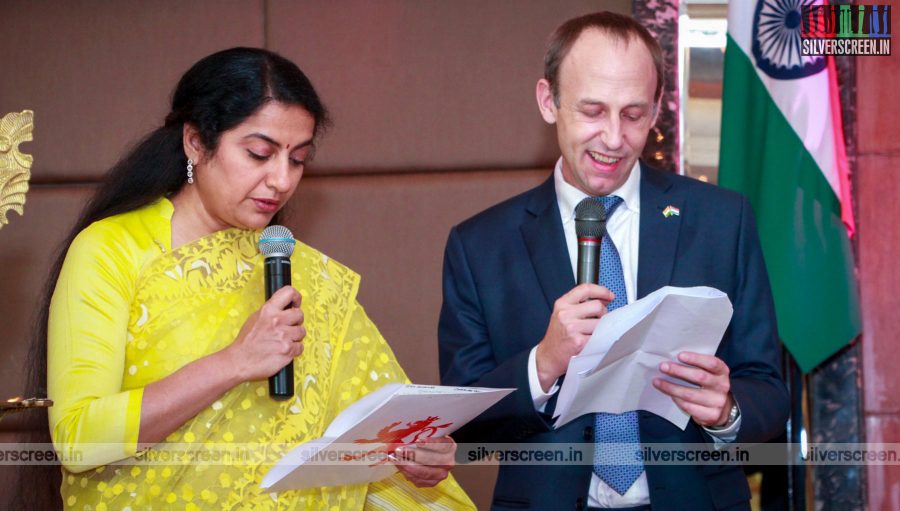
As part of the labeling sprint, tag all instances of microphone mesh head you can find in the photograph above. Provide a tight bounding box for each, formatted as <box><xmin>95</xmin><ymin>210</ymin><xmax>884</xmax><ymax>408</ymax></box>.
<box><xmin>259</xmin><ymin>225</ymin><xmax>296</xmax><ymax>257</ymax></box>
<box><xmin>575</xmin><ymin>198</ymin><xmax>607</xmax><ymax>238</ymax></box>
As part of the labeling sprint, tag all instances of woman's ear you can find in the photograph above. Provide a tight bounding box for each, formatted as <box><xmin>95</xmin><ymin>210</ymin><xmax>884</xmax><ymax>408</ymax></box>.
<box><xmin>182</xmin><ymin>123</ymin><xmax>205</xmax><ymax>163</ymax></box>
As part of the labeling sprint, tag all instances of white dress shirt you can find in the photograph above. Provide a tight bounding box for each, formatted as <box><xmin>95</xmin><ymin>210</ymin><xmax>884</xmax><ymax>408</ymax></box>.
<box><xmin>526</xmin><ymin>158</ymin><xmax>740</xmax><ymax>508</ymax></box>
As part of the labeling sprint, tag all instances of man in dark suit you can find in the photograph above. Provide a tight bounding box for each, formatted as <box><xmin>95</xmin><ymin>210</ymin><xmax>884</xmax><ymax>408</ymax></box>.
<box><xmin>438</xmin><ymin>12</ymin><xmax>788</xmax><ymax>511</ymax></box>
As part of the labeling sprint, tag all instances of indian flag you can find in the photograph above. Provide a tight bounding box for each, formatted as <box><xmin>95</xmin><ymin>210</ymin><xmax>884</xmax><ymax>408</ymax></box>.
<box><xmin>718</xmin><ymin>0</ymin><xmax>860</xmax><ymax>373</ymax></box>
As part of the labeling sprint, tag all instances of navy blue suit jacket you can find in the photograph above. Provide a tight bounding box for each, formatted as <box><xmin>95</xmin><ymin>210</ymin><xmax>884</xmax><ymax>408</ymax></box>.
<box><xmin>439</xmin><ymin>165</ymin><xmax>788</xmax><ymax>511</ymax></box>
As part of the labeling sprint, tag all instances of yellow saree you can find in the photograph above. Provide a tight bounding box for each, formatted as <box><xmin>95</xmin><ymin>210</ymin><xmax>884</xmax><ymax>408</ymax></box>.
<box><xmin>48</xmin><ymin>200</ymin><xmax>474</xmax><ymax>510</ymax></box>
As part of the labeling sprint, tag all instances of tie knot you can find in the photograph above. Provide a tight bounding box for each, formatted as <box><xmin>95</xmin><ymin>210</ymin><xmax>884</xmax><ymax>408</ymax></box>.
<box><xmin>595</xmin><ymin>195</ymin><xmax>623</xmax><ymax>217</ymax></box>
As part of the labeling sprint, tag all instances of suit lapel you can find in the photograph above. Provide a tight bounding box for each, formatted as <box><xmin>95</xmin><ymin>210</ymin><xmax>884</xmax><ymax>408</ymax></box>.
<box><xmin>521</xmin><ymin>176</ymin><xmax>575</xmax><ymax>311</ymax></box>
<box><xmin>637</xmin><ymin>165</ymin><xmax>683</xmax><ymax>299</ymax></box>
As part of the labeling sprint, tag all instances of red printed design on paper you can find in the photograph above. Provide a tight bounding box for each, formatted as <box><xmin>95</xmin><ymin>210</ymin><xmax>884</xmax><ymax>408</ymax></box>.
<box><xmin>342</xmin><ymin>416</ymin><xmax>453</xmax><ymax>465</ymax></box>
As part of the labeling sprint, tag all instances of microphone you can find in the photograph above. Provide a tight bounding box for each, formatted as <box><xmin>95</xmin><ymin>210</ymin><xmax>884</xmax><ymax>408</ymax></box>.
<box><xmin>258</xmin><ymin>225</ymin><xmax>296</xmax><ymax>401</ymax></box>
<box><xmin>574</xmin><ymin>198</ymin><xmax>607</xmax><ymax>285</ymax></box>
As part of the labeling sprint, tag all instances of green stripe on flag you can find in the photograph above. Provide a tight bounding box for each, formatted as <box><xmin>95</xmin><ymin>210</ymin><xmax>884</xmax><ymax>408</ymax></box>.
<box><xmin>718</xmin><ymin>35</ymin><xmax>861</xmax><ymax>373</ymax></box>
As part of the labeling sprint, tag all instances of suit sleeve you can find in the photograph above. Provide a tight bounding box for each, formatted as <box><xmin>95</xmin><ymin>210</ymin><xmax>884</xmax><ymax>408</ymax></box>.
<box><xmin>438</xmin><ymin>226</ymin><xmax>552</xmax><ymax>444</ymax></box>
<box><xmin>725</xmin><ymin>196</ymin><xmax>790</xmax><ymax>444</ymax></box>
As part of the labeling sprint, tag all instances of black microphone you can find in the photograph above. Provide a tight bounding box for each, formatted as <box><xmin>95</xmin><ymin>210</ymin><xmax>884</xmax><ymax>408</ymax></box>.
<box><xmin>258</xmin><ymin>225</ymin><xmax>296</xmax><ymax>401</ymax></box>
<box><xmin>574</xmin><ymin>198</ymin><xmax>607</xmax><ymax>285</ymax></box>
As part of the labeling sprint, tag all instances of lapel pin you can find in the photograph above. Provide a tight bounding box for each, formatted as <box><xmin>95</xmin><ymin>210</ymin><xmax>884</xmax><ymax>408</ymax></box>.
<box><xmin>662</xmin><ymin>205</ymin><xmax>680</xmax><ymax>218</ymax></box>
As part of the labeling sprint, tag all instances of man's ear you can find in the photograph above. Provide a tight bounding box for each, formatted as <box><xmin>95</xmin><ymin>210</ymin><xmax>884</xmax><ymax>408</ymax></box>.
<box><xmin>536</xmin><ymin>79</ymin><xmax>558</xmax><ymax>125</ymax></box>
<box><xmin>182</xmin><ymin>123</ymin><xmax>205</xmax><ymax>163</ymax></box>
<box><xmin>649</xmin><ymin>95</ymin><xmax>663</xmax><ymax>128</ymax></box>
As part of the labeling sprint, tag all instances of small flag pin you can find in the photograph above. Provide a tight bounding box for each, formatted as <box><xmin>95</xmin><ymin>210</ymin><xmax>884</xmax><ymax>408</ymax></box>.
<box><xmin>662</xmin><ymin>205</ymin><xmax>680</xmax><ymax>218</ymax></box>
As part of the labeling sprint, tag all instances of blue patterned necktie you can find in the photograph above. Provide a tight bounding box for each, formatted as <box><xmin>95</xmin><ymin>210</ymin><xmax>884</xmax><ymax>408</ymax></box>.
<box><xmin>592</xmin><ymin>195</ymin><xmax>644</xmax><ymax>495</ymax></box>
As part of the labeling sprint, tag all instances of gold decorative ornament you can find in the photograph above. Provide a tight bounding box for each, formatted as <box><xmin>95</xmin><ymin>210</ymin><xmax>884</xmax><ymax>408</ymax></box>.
<box><xmin>1</xmin><ymin>396</ymin><xmax>53</xmax><ymax>422</ymax></box>
<box><xmin>0</xmin><ymin>110</ymin><xmax>34</xmax><ymax>229</ymax></box>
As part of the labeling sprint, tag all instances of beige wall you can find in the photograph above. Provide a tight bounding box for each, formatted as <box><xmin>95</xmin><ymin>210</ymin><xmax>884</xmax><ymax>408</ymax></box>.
<box><xmin>0</xmin><ymin>1</ymin><xmax>631</xmax><ymax>507</ymax></box>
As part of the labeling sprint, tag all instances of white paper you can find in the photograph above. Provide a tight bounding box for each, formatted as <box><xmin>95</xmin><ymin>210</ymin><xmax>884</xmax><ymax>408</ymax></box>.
<box><xmin>261</xmin><ymin>383</ymin><xmax>513</xmax><ymax>492</ymax></box>
<box><xmin>553</xmin><ymin>286</ymin><xmax>733</xmax><ymax>430</ymax></box>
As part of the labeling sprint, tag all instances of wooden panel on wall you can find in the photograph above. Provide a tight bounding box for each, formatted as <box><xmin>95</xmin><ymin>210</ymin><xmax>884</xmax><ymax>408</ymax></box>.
<box><xmin>857</xmin><ymin>49</ymin><xmax>900</xmax><ymax>155</ymax></box>
<box><xmin>268</xmin><ymin>0</ymin><xmax>630</xmax><ymax>174</ymax></box>
<box><xmin>859</xmin><ymin>154</ymin><xmax>900</xmax><ymax>414</ymax></box>
<box><xmin>0</xmin><ymin>0</ymin><xmax>265</xmax><ymax>182</ymax></box>
<box><xmin>865</xmin><ymin>414</ymin><xmax>900</xmax><ymax>510</ymax></box>
<box><xmin>857</xmin><ymin>21</ymin><xmax>900</xmax><ymax>504</ymax></box>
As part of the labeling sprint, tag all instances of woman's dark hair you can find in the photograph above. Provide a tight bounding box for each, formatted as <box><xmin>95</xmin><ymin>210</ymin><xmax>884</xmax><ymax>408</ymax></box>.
<box><xmin>13</xmin><ymin>47</ymin><xmax>329</xmax><ymax>510</ymax></box>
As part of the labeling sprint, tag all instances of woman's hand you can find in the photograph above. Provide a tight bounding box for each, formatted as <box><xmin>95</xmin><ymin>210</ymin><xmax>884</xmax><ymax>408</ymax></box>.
<box><xmin>223</xmin><ymin>285</ymin><xmax>305</xmax><ymax>382</ymax></box>
<box><xmin>136</xmin><ymin>286</ymin><xmax>304</xmax><ymax>448</ymax></box>
<box><xmin>392</xmin><ymin>436</ymin><xmax>457</xmax><ymax>488</ymax></box>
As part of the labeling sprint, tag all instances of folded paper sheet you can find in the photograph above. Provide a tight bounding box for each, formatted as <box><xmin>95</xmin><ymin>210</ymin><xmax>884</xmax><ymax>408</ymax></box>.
<box><xmin>261</xmin><ymin>384</ymin><xmax>512</xmax><ymax>492</ymax></box>
<box><xmin>553</xmin><ymin>286</ymin><xmax>733</xmax><ymax>430</ymax></box>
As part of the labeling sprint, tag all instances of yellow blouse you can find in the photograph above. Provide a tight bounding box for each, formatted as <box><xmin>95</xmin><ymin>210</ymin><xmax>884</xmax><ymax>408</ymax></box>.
<box><xmin>47</xmin><ymin>198</ymin><xmax>474</xmax><ymax>510</ymax></box>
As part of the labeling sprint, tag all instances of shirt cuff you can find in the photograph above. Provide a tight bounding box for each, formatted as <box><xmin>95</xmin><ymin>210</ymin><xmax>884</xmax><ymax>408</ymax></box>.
<box><xmin>124</xmin><ymin>387</ymin><xmax>144</xmax><ymax>457</ymax></box>
<box><xmin>528</xmin><ymin>346</ymin><xmax>559</xmax><ymax>412</ymax></box>
<box><xmin>703</xmin><ymin>403</ymin><xmax>741</xmax><ymax>448</ymax></box>
<box><xmin>50</xmin><ymin>387</ymin><xmax>145</xmax><ymax>472</ymax></box>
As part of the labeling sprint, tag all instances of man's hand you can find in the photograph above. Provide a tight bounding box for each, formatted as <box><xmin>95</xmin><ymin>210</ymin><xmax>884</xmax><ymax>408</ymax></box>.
<box><xmin>535</xmin><ymin>284</ymin><xmax>615</xmax><ymax>392</ymax></box>
<box><xmin>393</xmin><ymin>436</ymin><xmax>457</xmax><ymax>488</ymax></box>
<box><xmin>652</xmin><ymin>352</ymin><xmax>734</xmax><ymax>428</ymax></box>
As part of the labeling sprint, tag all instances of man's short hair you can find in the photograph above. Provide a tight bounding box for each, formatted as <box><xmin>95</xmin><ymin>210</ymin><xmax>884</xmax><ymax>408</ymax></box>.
<box><xmin>544</xmin><ymin>11</ymin><xmax>665</xmax><ymax>106</ymax></box>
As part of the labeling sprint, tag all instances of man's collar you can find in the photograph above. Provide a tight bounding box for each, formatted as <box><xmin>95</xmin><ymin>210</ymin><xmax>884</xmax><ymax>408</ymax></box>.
<box><xmin>554</xmin><ymin>157</ymin><xmax>642</xmax><ymax>222</ymax></box>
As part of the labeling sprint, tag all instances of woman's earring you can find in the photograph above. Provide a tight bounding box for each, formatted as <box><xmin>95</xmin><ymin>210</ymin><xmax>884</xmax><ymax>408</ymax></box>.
<box><xmin>186</xmin><ymin>159</ymin><xmax>194</xmax><ymax>184</ymax></box>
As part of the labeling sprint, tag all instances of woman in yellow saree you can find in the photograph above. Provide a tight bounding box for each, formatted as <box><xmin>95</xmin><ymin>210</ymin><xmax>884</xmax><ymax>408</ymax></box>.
<box><xmin>40</xmin><ymin>48</ymin><xmax>474</xmax><ymax>510</ymax></box>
